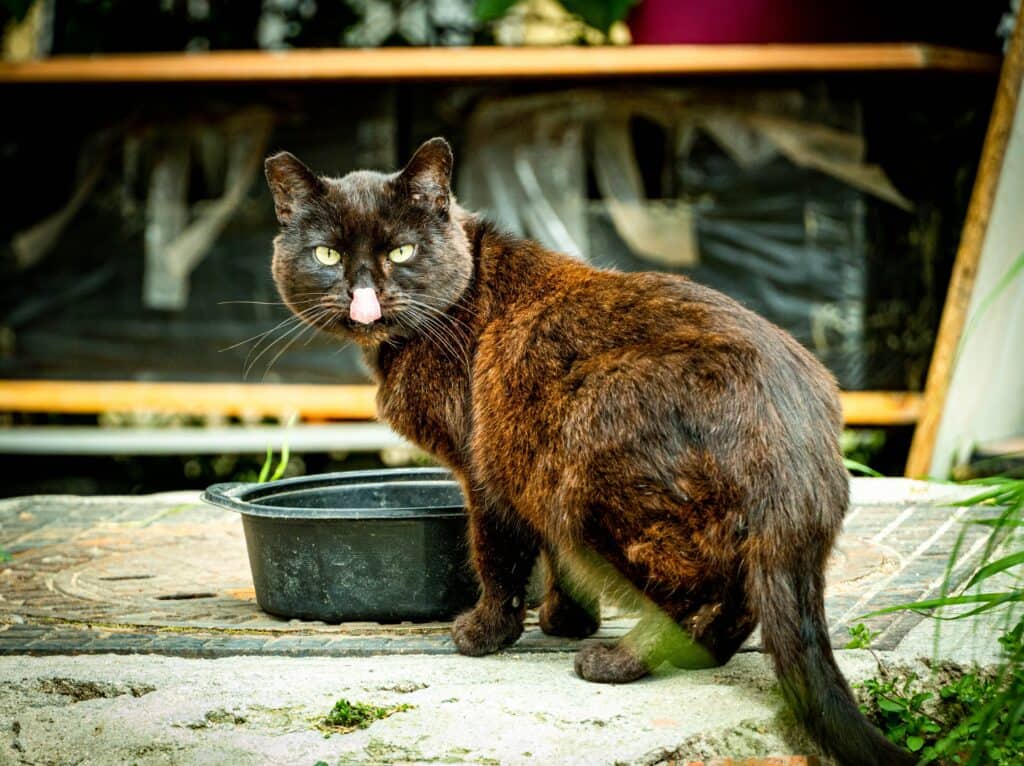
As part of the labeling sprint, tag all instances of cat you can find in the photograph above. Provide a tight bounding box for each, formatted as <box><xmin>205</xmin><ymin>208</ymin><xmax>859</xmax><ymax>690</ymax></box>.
<box><xmin>264</xmin><ymin>137</ymin><xmax>912</xmax><ymax>766</ymax></box>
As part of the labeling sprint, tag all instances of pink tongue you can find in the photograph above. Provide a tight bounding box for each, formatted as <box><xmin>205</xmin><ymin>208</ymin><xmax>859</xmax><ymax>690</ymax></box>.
<box><xmin>350</xmin><ymin>287</ymin><xmax>382</xmax><ymax>325</ymax></box>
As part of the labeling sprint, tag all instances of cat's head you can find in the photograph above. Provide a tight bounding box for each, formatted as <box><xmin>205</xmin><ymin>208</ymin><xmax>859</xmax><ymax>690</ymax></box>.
<box><xmin>264</xmin><ymin>137</ymin><xmax>472</xmax><ymax>346</ymax></box>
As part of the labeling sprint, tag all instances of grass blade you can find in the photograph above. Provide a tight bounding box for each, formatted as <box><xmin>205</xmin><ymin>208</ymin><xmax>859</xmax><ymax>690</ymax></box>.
<box><xmin>862</xmin><ymin>592</ymin><xmax>1024</xmax><ymax>618</ymax></box>
<box><xmin>257</xmin><ymin>446</ymin><xmax>272</xmax><ymax>483</ymax></box>
<box><xmin>845</xmin><ymin>458</ymin><xmax>884</xmax><ymax>477</ymax></box>
<box><xmin>270</xmin><ymin>439</ymin><xmax>290</xmax><ymax>482</ymax></box>
<box><xmin>966</xmin><ymin>551</ymin><xmax>1024</xmax><ymax>590</ymax></box>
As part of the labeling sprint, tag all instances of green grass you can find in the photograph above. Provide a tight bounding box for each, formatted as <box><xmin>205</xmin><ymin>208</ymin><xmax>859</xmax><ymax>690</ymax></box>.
<box><xmin>856</xmin><ymin>477</ymin><xmax>1024</xmax><ymax>764</ymax></box>
<box><xmin>257</xmin><ymin>441</ymin><xmax>290</xmax><ymax>483</ymax></box>
<box><xmin>858</xmin><ymin>624</ymin><xmax>1024</xmax><ymax>764</ymax></box>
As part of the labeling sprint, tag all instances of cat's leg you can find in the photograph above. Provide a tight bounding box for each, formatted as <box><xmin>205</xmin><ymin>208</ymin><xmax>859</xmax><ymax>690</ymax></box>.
<box><xmin>574</xmin><ymin>605</ymin><xmax>720</xmax><ymax>683</ymax></box>
<box><xmin>538</xmin><ymin>548</ymin><xmax>601</xmax><ymax>639</ymax></box>
<box><xmin>674</xmin><ymin>591</ymin><xmax>756</xmax><ymax>667</ymax></box>
<box><xmin>553</xmin><ymin>546</ymin><xmax>715</xmax><ymax>683</ymax></box>
<box><xmin>575</xmin><ymin>579</ymin><xmax>755</xmax><ymax>683</ymax></box>
<box><xmin>451</xmin><ymin>494</ymin><xmax>540</xmax><ymax>657</ymax></box>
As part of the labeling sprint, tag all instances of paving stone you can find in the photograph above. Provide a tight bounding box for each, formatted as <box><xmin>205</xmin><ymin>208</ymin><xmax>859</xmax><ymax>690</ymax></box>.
<box><xmin>0</xmin><ymin>482</ymin><xmax>997</xmax><ymax>658</ymax></box>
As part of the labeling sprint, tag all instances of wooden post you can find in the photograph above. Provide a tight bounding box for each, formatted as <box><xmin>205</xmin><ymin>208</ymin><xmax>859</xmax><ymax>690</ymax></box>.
<box><xmin>905</xmin><ymin>7</ymin><xmax>1024</xmax><ymax>477</ymax></box>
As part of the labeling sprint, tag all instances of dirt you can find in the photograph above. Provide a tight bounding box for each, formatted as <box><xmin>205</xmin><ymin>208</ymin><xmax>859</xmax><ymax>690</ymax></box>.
<box><xmin>34</xmin><ymin>677</ymin><xmax>156</xmax><ymax>702</ymax></box>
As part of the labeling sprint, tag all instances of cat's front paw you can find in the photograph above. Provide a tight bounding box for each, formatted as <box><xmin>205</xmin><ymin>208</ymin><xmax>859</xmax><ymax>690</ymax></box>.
<box><xmin>574</xmin><ymin>643</ymin><xmax>650</xmax><ymax>684</ymax></box>
<box><xmin>451</xmin><ymin>605</ymin><xmax>523</xmax><ymax>656</ymax></box>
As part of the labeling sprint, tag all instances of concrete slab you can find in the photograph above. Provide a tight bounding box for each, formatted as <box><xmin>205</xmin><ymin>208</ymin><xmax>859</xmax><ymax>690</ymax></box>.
<box><xmin>0</xmin><ymin>479</ymin><xmax>1007</xmax><ymax>765</ymax></box>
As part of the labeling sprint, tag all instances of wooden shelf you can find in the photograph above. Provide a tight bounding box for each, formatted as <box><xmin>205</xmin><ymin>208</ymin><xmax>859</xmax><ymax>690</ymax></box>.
<box><xmin>0</xmin><ymin>381</ymin><xmax>377</xmax><ymax>420</ymax></box>
<box><xmin>0</xmin><ymin>44</ymin><xmax>1001</xmax><ymax>84</ymax></box>
<box><xmin>0</xmin><ymin>380</ymin><xmax>922</xmax><ymax>426</ymax></box>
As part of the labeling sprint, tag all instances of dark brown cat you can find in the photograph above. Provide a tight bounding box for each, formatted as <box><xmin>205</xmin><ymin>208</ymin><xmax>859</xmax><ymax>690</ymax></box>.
<box><xmin>264</xmin><ymin>138</ymin><xmax>912</xmax><ymax>766</ymax></box>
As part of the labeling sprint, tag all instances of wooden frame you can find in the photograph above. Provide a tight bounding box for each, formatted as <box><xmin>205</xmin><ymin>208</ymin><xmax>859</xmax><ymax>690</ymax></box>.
<box><xmin>905</xmin><ymin>10</ymin><xmax>1024</xmax><ymax>477</ymax></box>
<box><xmin>0</xmin><ymin>44</ymin><xmax>1000</xmax><ymax>83</ymax></box>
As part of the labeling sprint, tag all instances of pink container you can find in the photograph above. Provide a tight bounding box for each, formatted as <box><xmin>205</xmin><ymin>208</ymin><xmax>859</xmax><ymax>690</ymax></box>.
<box><xmin>626</xmin><ymin>0</ymin><xmax>1004</xmax><ymax>48</ymax></box>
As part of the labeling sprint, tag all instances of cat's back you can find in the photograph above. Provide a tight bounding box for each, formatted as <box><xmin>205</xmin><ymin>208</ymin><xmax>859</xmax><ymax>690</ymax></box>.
<box><xmin>477</xmin><ymin>240</ymin><xmax>817</xmax><ymax>396</ymax></box>
<box><xmin>472</xmin><ymin>234</ymin><xmax>842</xmax><ymax>473</ymax></box>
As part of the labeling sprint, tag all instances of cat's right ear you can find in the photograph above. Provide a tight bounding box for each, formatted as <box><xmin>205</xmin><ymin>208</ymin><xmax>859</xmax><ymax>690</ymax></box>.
<box><xmin>265</xmin><ymin>151</ymin><xmax>322</xmax><ymax>226</ymax></box>
<box><xmin>398</xmin><ymin>137</ymin><xmax>453</xmax><ymax>215</ymax></box>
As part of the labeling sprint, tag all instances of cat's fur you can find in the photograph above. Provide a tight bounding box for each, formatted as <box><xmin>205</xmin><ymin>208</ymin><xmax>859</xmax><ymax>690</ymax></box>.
<box><xmin>265</xmin><ymin>138</ymin><xmax>912</xmax><ymax>766</ymax></box>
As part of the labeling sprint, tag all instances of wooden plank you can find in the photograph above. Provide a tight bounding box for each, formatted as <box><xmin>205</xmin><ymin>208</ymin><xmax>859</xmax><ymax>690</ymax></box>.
<box><xmin>906</xmin><ymin>7</ymin><xmax>1024</xmax><ymax>477</ymax></box>
<box><xmin>0</xmin><ymin>379</ymin><xmax>920</xmax><ymax>425</ymax></box>
<box><xmin>0</xmin><ymin>44</ymin><xmax>1000</xmax><ymax>84</ymax></box>
<box><xmin>0</xmin><ymin>381</ymin><xmax>377</xmax><ymax>420</ymax></box>
<box><xmin>840</xmin><ymin>391</ymin><xmax>923</xmax><ymax>426</ymax></box>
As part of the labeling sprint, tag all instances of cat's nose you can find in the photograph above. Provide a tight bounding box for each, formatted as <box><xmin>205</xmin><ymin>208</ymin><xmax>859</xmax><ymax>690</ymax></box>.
<box><xmin>350</xmin><ymin>287</ymin><xmax>382</xmax><ymax>325</ymax></box>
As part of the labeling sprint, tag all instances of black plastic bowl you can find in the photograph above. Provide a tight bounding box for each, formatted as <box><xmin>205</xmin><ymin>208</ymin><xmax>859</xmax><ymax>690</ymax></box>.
<box><xmin>202</xmin><ymin>468</ymin><xmax>477</xmax><ymax>623</ymax></box>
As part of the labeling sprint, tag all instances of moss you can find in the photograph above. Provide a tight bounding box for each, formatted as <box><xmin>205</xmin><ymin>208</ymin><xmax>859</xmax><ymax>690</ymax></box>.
<box><xmin>316</xmin><ymin>698</ymin><xmax>412</xmax><ymax>735</ymax></box>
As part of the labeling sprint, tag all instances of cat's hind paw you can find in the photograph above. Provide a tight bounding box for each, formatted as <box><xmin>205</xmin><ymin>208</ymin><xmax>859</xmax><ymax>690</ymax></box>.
<box><xmin>538</xmin><ymin>593</ymin><xmax>600</xmax><ymax>638</ymax></box>
<box><xmin>574</xmin><ymin>643</ymin><xmax>650</xmax><ymax>684</ymax></box>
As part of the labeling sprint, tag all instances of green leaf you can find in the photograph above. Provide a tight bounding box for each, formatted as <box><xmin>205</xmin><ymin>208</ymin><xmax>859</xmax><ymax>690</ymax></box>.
<box><xmin>879</xmin><ymin>698</ymin><xmax>906</xmax><ymax>713</ymax></box>
<box><xmin>560</xmin><ymin>0</ymin><xmax>637</xmax><ymax>33</ymax></box>
<box><xmin>845</xmin><ymin>458</ymin><xmax>884</xmax><ymax>477</ymax></box>
<box><xmin>911</xmin><ymin>691</ymin><xmax>935</xmax><ymax>707</ymax></box>
<box><xmin>474</xmin><ymin>0</ymin><xmax>521</xmax><ymax>22</ymax></box>
<box><xmin>907</xmin><ymin>735</ymin><xmax>925</xmax><ymax>752</ymax></box>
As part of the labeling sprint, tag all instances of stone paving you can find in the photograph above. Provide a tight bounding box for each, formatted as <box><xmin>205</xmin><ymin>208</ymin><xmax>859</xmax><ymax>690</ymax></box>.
<box><xmin>0</xmin><ymin>480</ymin><xmax>994</xmax><ymax>659</ymax></box>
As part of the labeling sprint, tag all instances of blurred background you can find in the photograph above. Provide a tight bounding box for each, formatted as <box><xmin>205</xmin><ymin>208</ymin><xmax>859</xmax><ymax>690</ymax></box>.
<box><xmin>0</xmin><ymin>0</ymin><xmax>1018</xmax><ymax>493</ymax></box>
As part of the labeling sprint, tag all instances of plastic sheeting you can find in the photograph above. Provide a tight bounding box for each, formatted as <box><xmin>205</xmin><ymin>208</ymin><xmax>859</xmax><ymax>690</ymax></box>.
<box><xmin>458</xmin><ymin>88</ymin><xmax>914</xmax><ymax>390</ymax></box>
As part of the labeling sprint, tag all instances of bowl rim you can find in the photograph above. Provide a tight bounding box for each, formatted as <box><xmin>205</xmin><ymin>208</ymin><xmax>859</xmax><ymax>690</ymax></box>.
<box><xmin>202</xmin><ymin>467</ymin><xmax>466</xmax><ymax>520</ymax></box>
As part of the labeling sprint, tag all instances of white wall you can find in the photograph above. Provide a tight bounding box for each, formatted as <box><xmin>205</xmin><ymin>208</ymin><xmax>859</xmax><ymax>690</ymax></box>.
<box><xmin>930</xmin><ymin>89</ymin><xmax>1024</xmax><ymax>477</ymax></box>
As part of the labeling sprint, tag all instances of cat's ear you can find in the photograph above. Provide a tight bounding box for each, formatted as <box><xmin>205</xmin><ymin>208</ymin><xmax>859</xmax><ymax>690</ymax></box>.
<box><xmin>399</xmin><ymin>138</ymin><xmax>453</xmax><ymax>214</ymax></box>
<box><xmin>265</xmin><ymin>151</ymin><xmax>322</xmax><ymax>226</ymax></box>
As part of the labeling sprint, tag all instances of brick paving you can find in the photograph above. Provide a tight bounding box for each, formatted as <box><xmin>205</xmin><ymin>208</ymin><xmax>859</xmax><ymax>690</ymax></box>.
<box><xmin>0</xmin><ymin>487</ymin><xmax>995</xmax><ymax>658</ymax></box>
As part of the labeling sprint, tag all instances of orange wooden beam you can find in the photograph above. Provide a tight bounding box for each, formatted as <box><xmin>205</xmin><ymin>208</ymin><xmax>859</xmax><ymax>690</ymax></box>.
<box><xmin>0</xmin><ymin>44</ymin><xmax>1000</xmax><ymax>84</ymax></box>
<box><xmin>0</xmin><ymin>380</ymin><xmax>377</xmax><ymax>420</ymax></box>
<box><xmin>0</xmin><ymin>380</ymin><xmax>920</xmax><ymax>426</ymax></box>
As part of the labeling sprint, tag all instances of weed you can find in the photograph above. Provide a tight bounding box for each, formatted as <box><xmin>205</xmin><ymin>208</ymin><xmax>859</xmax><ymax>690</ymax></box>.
<box><xmin>858</xmin><ymin>634</ymin><xmax>1024</xmax><ymax>764</ymax></box>
<box><xmin>857</xmin><ymin>476</ymin><xmax>1024</xmax><ymax>764</ymax></box>
<box><xmin>846</xmin><ymin>622</ymin><xmax>880</xmax><ymax>650</ymax></box>
<box><xmin>317</xmin><ymin>698</ymin><xmax>413</xmax><ymax>736</ymax></box>
<box><xmin>257</xmin><ymin>442</ymin><xmax>290</xmax><ymax>483</ymax></box>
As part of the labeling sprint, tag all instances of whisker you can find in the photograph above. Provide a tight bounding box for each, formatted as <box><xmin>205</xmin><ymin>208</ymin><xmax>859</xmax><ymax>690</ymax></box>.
<box><xmin>217</xmin><ymin>297</ymin><xmax>322</xmax><ymax>307</ymax></box>
<box><xmin>220</xmin><ymin>302</ymin><xmax>327</xmax><ymax>353</ymax></box>
<box><xmin>401</xmin><ymin>295</ymin><xmax>478</xmax><ymax>334</ymax></box>
<box><xmin>242</xmin><ymin>306</ymin><xmax>327</xmax><ymax>378</ymax></box>
<box><xmin>221</xmin><ymin>315</ymin><xmax>304</xmax><ymax>354</ymax></box>
<box><xmin>261</xmin><ymin>316</ymin><xmax>327</xmax><ymax>381</ymax></box>
<box><xmin>399</xmin><ymin>304</ymin><xmax>472</xmax><ymax>373</ymax></box>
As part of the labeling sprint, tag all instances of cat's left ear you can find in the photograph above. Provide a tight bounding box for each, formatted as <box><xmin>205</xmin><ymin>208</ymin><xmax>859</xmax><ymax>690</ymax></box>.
<box><xmin>399</xmin><ymin>137</ymin><xmax>453</xmax><ymax>214</ymax></box>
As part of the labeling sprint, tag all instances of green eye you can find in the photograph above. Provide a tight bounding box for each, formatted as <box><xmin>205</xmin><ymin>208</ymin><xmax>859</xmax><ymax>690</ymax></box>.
<box><xmin>314</xmin><ymin>246</ymin><xmax>341</xmax><ymax>266</ymax></box>
<box><xmin>388</xmin><ymin>244</ymin><xmax>415</xmax><ymax>263</ymax></box>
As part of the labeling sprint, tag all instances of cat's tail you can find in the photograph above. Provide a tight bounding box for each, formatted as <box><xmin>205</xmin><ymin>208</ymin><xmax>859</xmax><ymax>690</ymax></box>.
<box><xmin>748</xmin><ymin>555</ymin><xmax>914</xmax><ymax>766</ymax></box>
